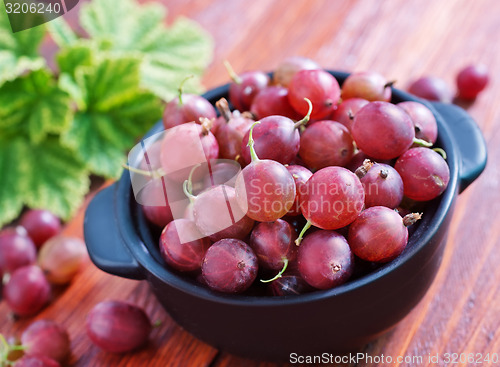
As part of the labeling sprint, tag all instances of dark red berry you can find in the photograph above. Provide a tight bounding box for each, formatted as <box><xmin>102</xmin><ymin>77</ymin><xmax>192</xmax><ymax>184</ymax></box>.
<box><xmin>0</xmin><ymin>227</ymin><xmax>36</xmax><ymax>276</ymax></box>
<box><xmin>20</xmin><ymin>210</ymin><xmax>61</xmax><ymax>248</ymax></box>
<box><xmin>21</xmin><ymin>320</ymin><xmax>70</xmax><ymax>363</ymax></box>
<box><xmin>348</xmin><ymin>206</ymin><xmax>421</xmax><ymax>263</ymax></box>
<box><xmin>3</xmin><ymin>265</ymin><xmax>51</xmax><ymax>317</ymax></box>
<box><xmin>202</xmin><ymin>239</ymin><xmax>258</xmax><ymax>293</ymax></box>
<box><xmin>86</xmin><ymin>300</ymin><xmax>152</xmax><ymax>353</ymax></box>
<box><xmin>408</xmin><ymin>76</ymin><xmax>452</xmax><ymax>102</ymax></box>
<box><xmin>159</xmin><ymin>219</ymin><xmax>211</xmax><ymax>272</ymax></box>
<box><xmin>456</xmin><ymin>64</ymin><xmax>489</xmax><ymax>100</ymax></box>
<box><xmin>395</xmin><ymin>148</ymin><xmax>450</xmax><ymax>201</ymax></box>
<box><xmin>298</xmin><ymin>230</ymin><xmax>354</xmax><ymax>289</ymax></box>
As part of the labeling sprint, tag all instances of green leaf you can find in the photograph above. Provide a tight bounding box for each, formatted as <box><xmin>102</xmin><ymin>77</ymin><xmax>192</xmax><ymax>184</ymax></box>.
<box><xmin>62</xmin><ymin>57</ymin><xmax>163</xmax><ymax>178</ymax></box>
<box><xmin>0</xmin><ymin>69</ymin><xmax>73</xmax><ymax>143</ymax></box>
<box><xmin>140</xmin><ymin>17</ymin><xmax>213</xmax><ymax>100</ymax></box>
<box><xmin>0</xmin><ymin>2</ymin><xmax>46</xmax><ymax>86</ymax></box>
<box><xmin>56</xmin><ymin>40</ymin><xmax>95</xmax><ymax>79</ymax></box>
<box><xmin>80</xmin><ymin>0</ymin><xmax>166</xmax><ymax>51</ymax></box>
<box><xmin>58</xmin><ymin>73</ymin><xmax>85</xmax><ymax>109</ymax></box>
<box><xmin>47</xmin><ymin>17</ymin><xmax>78</xmax><ymax>48</ymax></box>
<box><xmin>23</xmin><ymin>138</ymin><xmax>90</xmax><ymax>221</ymax></box>
<box><xmin>63</xmin><ymin>113</ymin><xmax>130</xmax><ymax>178</ymax></box>
<box><xmin>0</xmin><ymin>137</ymin><xmax>89</xmax><ymax>227</ymax></box>
<box><xmin>79</xmin><ymin>0</ymin><xmax>213</xmax><ymax>100</ymax></box>
<box><xmin>0</xmin><ymin>139</ymin><xmax>27</xmax><ymax>226</ymax></box>
<box><xmin>56</xmin><ymin>41</ymin><xmax>97</xmax><ymax>108</ymax></box>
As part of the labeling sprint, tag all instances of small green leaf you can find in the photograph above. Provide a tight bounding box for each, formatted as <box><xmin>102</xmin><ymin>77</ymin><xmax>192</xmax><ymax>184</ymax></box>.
<box><xmin>140</xmin><ymin>17</ymin><xmax>214</xmax><ymax>100</ymax></box>
<box><xmin>0</xmin><ymin>138</ymin><xmax>27</xmax><ymax>226</ymax></box>
<box><xmin>80</xmin><ymin>0</ymin><xmax>166</xmax><ymax>52</ymax></box>
<box><xmin>0</xmin><ymin>137</ymin><xmax>89</xmax><ymax>227</ymax></box>
<box><xmin>0</xmin><ymin>2</ymin><xmax>46</xmax><ymax>86</ymax></box>
<box><xmin>0</xmin><ymin>69</ymin><xmax>73</xmax><ymax>143</ymax></box>
<box><xmin>63</xmin><ymin>113</ymin><xmax>132</xmax><ymax>178</ymax></box>
<box><xmin>79</xmin><ymin>0</ymin><xmax>213</xmax><ymax>100</ymax></box>
<box><xmin>56</xmin><ymin>41</ymin><xmax>95</xmax><ymax>78</ymax></box>
<box><xmin>76</xmin><ymin>56</ymin><xmax>141</xmax><ymax>110</ymax></box>
<box><xmin>62</xmin><ymin>57</ymin><xmax>163</xmax><ymax>178</ymax></box>
<box><xmin>59</xmin><ymin>73</ymin><xmax>85</xmax><ymax>109</ymax></box>
<box><xmin>47</xmin><ymin>17</ymin><xmax>78</xmax><ymax>48</ymax></box>
<box><xmin>23</xmin><ymin>138</ymin><xmax>90</xmax><ymax>220</ymax></box>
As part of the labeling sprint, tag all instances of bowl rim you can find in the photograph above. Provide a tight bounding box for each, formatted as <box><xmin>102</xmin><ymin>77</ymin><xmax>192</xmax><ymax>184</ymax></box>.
<box><xmin>115</xmin><ymin>70</ymin><xmax>459</xmax><ymax>306</ymax></box>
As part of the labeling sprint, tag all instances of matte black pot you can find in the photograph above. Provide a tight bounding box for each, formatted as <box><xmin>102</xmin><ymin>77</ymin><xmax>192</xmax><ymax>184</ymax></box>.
<box><xmin>84</xmin><ymin>71</ymin><xmax>486</xmax><ymax>361</ymax></box>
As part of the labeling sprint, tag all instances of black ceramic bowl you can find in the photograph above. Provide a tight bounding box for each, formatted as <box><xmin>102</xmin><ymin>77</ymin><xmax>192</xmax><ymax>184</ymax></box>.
<box><xmin>84</xmin><ymin>71</ymin><xmax>486</xmax><ymax>361</ymax></box>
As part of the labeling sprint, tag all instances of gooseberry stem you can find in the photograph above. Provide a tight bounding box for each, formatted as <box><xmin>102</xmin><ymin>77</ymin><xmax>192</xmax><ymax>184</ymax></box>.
<box><xmin>433</xmin><ymin>147</ymin><xmax>447</xmax><ymax>159</ymax></box>
<box><xmin>384</xmin><ymin>80</ymin><xmax>396</xmax><ymax>89</ymax></box>
<box><xmin>223</xmin><ymin>60</ymin><xmax>242</xmax><ymax>84</ymax></box>
<box><xmin>122</xmin><ymin>164</ymin><xmax>152</xmax><ymax>177</ymax></box>
<box><xmin>215</xmin><ymin>98</ymin><xmax>232</xmax><ymax>123</ymax></box>
<box><xmin>122</xmin><ymin>164</ymin><xmax>164</xmax><ymax>180</ymax></box>
<box><xmin>295</xmin><ymin>220</ymin><xmax>312</xmax><ymax>246</ymax></box>
<box><xmin>248</xmin><ymin>121</ymin><xmax>261</xmax><ymax>162</ymax></box>
<box><xmin>403</xmin><ymin>212</ymin><xmax>422</xmax><ymax>227</ymax></box>
<box><xmin>413</xmin><ymin>138</ymin><xmax>433</xmax><ymax>147</ymax></box>
<box><xmin>182</xmin><ymin>164</ymin><xmax>201</xmax><ymax>203</ymax></box>
<box><xmin>293</xmin><ymin>98</ymin><xmax>313</xmax><ymax>129</ymax></box>
<box><xmin>0</xmin><ymin>333</ymin><xmax>8</xmax><ymax>356</ymax></box>
<box><xmin>199</xmin><ymin>117</ymin><xmax>213</xmax><ymax>136</ymax></box>
<box><xmin>0</xmin><ymin>333</ymin><xmax>17</xmax><ymax>364</ymax></box>
<box><xmin>348</xmin><ymin>110</ymin><xmax>355</xmax><ymax>120</ymax></box>
<box><xmin>355</xmin><ymin>159</ymin><xmax>374</xmax><ymax>179</ymax></box>
<box><xmin>178</xmin><ymin>75</ymin><xmax>194</xmax><ymax>106</ymax></box>
<box><xmin>183</xmin><ymin>181</ymin><xmax>196</xmax><ymax>203</ymax></box>
<box><xmin>260</xmin><ymin>259</ymin><xmax>289</xmax><ymax>283</ymax></box>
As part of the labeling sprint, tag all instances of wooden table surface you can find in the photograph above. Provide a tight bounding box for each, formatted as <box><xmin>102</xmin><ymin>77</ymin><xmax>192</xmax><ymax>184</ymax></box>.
<box><xmin>2</xmin><ymin>0</ymin><xmax>499</xmax><ymax>366</ymax></box>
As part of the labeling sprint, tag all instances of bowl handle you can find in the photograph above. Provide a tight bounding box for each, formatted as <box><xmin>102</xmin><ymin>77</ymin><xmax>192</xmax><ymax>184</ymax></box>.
<box><xmin>84</xmin><ymin>185</ymin><xmax>145</xmax><ymax>280</ymax></box>
<box><xmin>430</xmin><ymin>102</ymin><xmax>487</xmax><ymax>193</ymax></box>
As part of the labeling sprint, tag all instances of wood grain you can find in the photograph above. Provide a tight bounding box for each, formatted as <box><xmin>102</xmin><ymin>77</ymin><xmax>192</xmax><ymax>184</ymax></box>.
<box><xmin>2</xmin><ymin>0</ymin><xmax>499</xmax><ymax>366</ymax></box>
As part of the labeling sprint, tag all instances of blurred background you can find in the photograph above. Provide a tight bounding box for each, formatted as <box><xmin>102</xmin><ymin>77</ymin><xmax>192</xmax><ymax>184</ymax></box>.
<box><xmin>177</xmin><ymin>0</ymin><xmax>497</xmax><ymax>109</ymax></box>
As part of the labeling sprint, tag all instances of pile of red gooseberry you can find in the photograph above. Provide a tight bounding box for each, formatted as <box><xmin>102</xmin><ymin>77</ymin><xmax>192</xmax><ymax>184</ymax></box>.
<box><xmin>0</xmin><ymin>211</ymin><xmax>153</xmax><ymax>364</ymax></box>
<box><xmin>136</xmin><ymin>56</ymin><xmax>490</xmax><ymax>296</ymax></box>
<box><xmin>0</xmin><ymin>57</ymin><xmax>488</xmax><ymax>364</ymax></box>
